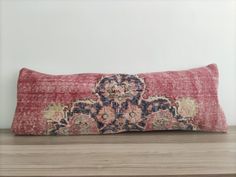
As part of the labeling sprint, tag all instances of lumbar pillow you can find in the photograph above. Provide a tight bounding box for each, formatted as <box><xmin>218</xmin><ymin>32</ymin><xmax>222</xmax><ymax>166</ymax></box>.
<box><xmin>11</xmin><ymin>64</ymin><xmax>227</xmax><ymax>135</ymax></box>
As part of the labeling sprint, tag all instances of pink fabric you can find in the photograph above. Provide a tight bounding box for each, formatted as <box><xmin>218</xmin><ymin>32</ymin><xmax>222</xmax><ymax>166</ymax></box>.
<box><xmin>11</xmin><ymin>64</ymin><xmax>227</xmax><ymax>135</ymax></box>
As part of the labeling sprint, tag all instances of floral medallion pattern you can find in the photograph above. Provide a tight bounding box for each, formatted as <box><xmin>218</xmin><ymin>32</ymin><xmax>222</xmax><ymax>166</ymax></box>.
<box><xmin>43</xmin><ymin>74</ymin><xmax>199</xmax><ymax>135</ymax></box>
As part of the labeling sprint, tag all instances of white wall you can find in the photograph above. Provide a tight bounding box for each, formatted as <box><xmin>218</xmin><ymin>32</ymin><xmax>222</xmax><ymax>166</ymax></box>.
<box><xmin>0</xmin><ymin>0</ymin><xmax>236</xmax><ymax>128</ymax></box>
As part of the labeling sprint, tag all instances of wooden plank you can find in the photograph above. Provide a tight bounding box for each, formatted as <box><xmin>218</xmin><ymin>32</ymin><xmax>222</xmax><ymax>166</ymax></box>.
<box><xmin>0</xmin><ymin>127</ymin><xmax>236</xmax><ymax>177</ymax></box>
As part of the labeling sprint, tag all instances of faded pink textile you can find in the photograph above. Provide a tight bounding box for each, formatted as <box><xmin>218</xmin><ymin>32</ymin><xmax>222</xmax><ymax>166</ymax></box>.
<box><xmin>11</xmin><ymin>64</ymin><xmax>227</xmax><ymax>135</ymax></box>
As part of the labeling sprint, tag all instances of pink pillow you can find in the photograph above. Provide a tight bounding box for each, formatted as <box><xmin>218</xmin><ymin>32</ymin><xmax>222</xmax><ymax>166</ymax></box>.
<box><xmin>11</xmin><ymin>64</ymin><xmax>227</xmax><ymax>135</ymax></box>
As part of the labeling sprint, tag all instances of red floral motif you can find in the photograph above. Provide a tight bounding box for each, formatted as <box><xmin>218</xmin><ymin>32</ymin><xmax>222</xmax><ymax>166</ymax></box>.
<box><xmin>122</xmin><ymin>103</ymin><xmax>142</xmax><ymax>125</ymax></box>
<box><xmin>96</xmin><ymin>106</ymin><xmax>116</xmax><ymax>131</ymax></box>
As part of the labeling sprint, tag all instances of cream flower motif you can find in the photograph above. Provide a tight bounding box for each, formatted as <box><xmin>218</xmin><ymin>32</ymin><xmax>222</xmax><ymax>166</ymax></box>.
<box><xmin>177</xmin><ymin>97</ymin><xmax>198</xmax><ymax>118</ymax></box>
<box><xmin>145</xmin><ymin>110</ymin><xmax>177</xmax><ymax>130</ymax></box>
<box><xmin>43</xmin><ymin>103</ymin><xmax>65</xmax><ymax>122</ymax></box>
<box><xmin>69</xmin><ymin>114</ymin><xmax>99</xmax><ymax>134</ymax></box>
<box><xmin>57</xmin><ymin>127</ymin><xmax>69</xmax><ymax>135</ymax></box>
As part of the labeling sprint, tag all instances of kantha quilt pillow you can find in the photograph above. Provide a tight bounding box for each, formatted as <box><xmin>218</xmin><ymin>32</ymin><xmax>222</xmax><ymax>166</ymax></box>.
<box><xmin>11</xmin><ymin>64</ymin><xmax>227</xmax><ymax>135</ymax></box>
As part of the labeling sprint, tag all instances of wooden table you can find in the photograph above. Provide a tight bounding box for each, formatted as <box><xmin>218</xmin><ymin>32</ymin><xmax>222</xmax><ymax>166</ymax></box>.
<box><xmin>0</xmin><ymin>127</ymin><xmax>236</xmax><ymax>177</ymax></box>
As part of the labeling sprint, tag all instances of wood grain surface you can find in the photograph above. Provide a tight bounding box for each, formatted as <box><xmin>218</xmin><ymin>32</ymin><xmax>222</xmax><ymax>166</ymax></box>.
<box><xmin>0</xmin><ymin>127</ymin><xmax>236</xmax><ymax>177</ymax></box>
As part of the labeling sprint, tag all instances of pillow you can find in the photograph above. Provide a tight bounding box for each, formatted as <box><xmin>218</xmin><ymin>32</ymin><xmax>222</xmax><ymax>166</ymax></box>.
<box><xmin>11</xmin><ymin>64</ymin><xmax>227</xmax><ymax>135</ymax></box>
